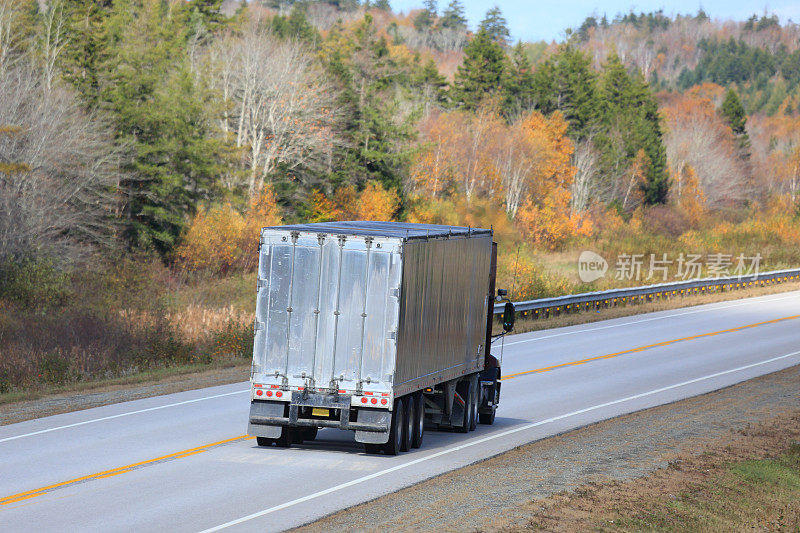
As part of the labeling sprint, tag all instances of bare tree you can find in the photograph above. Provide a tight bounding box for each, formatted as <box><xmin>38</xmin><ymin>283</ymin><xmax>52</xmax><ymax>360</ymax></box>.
<box><xmin>0</xmin><ymin>0</ymin><xmax>26</xmax><ymax>76</ymax></box>
<box><xmin>570</xmin><ymin>139</ymin><xmax>600</xmax><ymax>214</ymax></box>
<box><xmin>664</xmin><ymin>98</ymin><xmax>748</xmax><ymax>207</ymax></box>
<box><xmin>206</xmin><ymin>24</ymin><xmax>341</xmax><ymax>196</ymax></box>
<box><xmin>0</xmin><ymin>62</ymin><xmax>122</xmax><ymax>263</ymax></box>
<box><xmin>37</xmin><ymin>0</ymin><xmax>68</xmax><ymax>92</ymax></box>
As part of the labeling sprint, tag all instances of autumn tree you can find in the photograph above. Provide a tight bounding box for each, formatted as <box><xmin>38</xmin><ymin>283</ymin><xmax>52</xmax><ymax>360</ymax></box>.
<box><xmin>207</xmin><ymin>23</ymin><xmax>340</xmax><ymax>197</ymax></box>
<box><xmin>663</xmin><ymin>92</ymin><xmax>747</xmax><ymax>206</ymax></box>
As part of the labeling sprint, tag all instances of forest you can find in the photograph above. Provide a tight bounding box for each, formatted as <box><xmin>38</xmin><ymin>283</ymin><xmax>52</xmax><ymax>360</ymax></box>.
<box><xmin>1</xmin><ymin>0</ymin><xmax>800</xmax><ymax>393</ymax></box>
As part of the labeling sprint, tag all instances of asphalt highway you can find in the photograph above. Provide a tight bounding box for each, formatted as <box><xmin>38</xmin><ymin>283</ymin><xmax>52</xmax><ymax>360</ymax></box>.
<box><xmin>2</xmin><ymin>290</ymin><xmax>799</xmax><ymax>532</ymax></box>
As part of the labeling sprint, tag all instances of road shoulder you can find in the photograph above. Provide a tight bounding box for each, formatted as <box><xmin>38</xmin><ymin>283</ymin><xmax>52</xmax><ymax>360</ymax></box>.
<box><xmin>294</xmin><ymin>364</ymin><xmax>800</xmax><ymax>532</ymax></box>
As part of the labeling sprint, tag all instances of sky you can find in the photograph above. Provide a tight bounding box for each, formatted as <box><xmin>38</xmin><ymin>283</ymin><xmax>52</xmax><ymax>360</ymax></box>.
<box><xmin>388</xmin><ymin>0</ymin><xmax>800</xmax><ymax>43</ymax></box>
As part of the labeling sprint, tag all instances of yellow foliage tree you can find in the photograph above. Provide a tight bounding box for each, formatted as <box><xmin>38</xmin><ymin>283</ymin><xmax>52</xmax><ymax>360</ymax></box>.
<box><xmin>178</xmin><ymin>186</ymin><xmax>282</xmax><ymax>274</ymax></box>
<box><xmin>357</xmin><ymin>182</ymin><xmax>400</xmax><ymax>220</ymax></box>
<box><xmin>675</xmin><ymin>164</ymin><xmax>706</xmax><ymax>225</ymax></box>
<box><xmin>308</xmin><ymin>183</ymin><xmax>399</xmax><ymax>222</ymax></box>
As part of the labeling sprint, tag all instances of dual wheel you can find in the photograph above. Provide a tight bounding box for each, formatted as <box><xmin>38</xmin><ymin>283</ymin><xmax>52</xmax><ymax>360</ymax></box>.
<box><xmin>365</xmin><ymin>392</ymin><xmax>424</xmax><ymax>455</ymax></box>
<box><xmin>457</xmin><ymin>378</ymin><xmax>478</xmax><ymax>433</ymax></box>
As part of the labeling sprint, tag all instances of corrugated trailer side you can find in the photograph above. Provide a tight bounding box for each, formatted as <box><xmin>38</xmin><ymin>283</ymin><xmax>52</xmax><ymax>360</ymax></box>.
<box><xmin>393</xmin><ymin>233</ymin><xmax>493</xmax><ymax>396</ymax></box>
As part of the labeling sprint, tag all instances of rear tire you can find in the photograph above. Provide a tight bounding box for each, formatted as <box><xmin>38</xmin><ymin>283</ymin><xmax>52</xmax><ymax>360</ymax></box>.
<box><xmin>302</xmin><ymin>427</ymin><xmax>318</xmax><ymax>441</ymax></box>
<box><xmin>256</xmin><ymin>427</ymin><xmax>293</xmax><ymax>447</ymax></box>
<box><xmin>381</xmin><ymin>399</ymin><xmax>404</xmax><ymax>455</ymax></box>
<box><xmin>469</xmin><ymin>381</ymin><xmax>478</xmax><ymax>431</ymax></box>
<box><xmin>364</xmin><ymin>443</ymin><xmax>382</xmax><ymax>454</ymax></box>
<box><xmin>400</xmin><ymin>396</ymin><xmax>413</xmax><ymax>452</ymax></box>
<box><xmin>275</xmin><ymin>427</ymin><xmax>292</xmax><ymax>448</ymax></box>
<box><xmin>411</xmin><ymin>392</ymin><xmax>424</xmax><ymax>449</ymax></box>
<box><xmin>456</xmin><ymin>385</ymin><xmax>471</xmax><ymax>434</ymax></box>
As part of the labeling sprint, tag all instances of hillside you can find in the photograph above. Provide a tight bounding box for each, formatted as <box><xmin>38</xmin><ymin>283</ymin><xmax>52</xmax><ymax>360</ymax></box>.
<box><xmin>1</xmin><ymin>0</ymin><xmax>799</xmax><ymax>395</ymax></box>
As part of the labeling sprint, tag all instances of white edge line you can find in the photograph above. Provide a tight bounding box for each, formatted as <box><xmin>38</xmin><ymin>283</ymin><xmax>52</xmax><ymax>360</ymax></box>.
<box><xmin>198</xmin><ymin>349</ymin><xmax>800</xmax><ymax>533</ymax></box>
<box><xmin>504</xmin><ymin>292</ymin><xmax>800</xmax><ymax>346</ymax></box>
<box><xmin>0</xmin><ymin>389</ymin><xmax>249</xmax><ymax>444</ymax></box>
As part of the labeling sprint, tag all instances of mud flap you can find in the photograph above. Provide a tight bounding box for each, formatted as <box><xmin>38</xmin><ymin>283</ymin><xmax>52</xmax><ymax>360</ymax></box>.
<box><xmin>354</xmin><ymin>409</ymin><xmax>391</xmax><ymax>444</ymax></box>
<box><xmin>247</xmin><ymin>400</ymin><xmax>285</xmax><ymax>439</ymax></box>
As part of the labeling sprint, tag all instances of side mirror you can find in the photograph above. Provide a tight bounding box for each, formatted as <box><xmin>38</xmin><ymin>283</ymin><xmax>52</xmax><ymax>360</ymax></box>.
<box><xmin>502</xmin><ymin>302</ymin><xmax>515</xmax><ymax>332</ymax></box>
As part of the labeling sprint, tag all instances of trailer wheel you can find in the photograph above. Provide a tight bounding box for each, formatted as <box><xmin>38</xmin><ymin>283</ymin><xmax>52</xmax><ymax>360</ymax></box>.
<box><xmin>256</xmin><ymin>427</ymin><xmax>293</xmax><ymax>447</ymax></box>
<box><xmin>469</xmin><ymin>381</ymin><xmax>478</xmax><ymax>431</ymax></box>
<box><xmin>401</xmin><ymin>396</ymin><xmax>413</xmax><ymax>452</ymax></box>
<box><xmin>457</xmin><ymin>385</ymin><xmax>472</xmax><ymax>433</ymax></box>
<box><xmin>364</xmin><ymin>443</ymin><xmax>382</xmax><ymax>454</ymax></box>
<box><xmin>302</xmin><ymin>427</ymin><xmax>318</xmax><ymax>442</ymax></box>
<box><xmin>411</xmin><ymin>392</ymin><xmax>424</xmax><ymax>449</ymax></box>
<box><xmin>381</xmin><ymin>399</ymin><xmax>404</xmax><ymax>455</ymax></box>
<box><xmin>275</xmin><ymin>428</ymin><xmax>293</xmax><ymax>448</ymax></box>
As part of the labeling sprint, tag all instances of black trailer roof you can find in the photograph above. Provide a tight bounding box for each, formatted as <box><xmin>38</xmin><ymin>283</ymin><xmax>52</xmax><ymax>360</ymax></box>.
<box><xmin>265</xmin><ymin>221</ymin><xmax>492</xmax><ymax>240</ymax></box>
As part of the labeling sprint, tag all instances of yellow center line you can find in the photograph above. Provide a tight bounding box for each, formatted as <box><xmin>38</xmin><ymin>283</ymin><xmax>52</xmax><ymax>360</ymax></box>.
<box><xmin>501</xmin><ymin>314</ymin><xmax>799</xmax><ymax>381</ymax></box>
<box><xmin>3</xmin><ymin>315</ymin><xmax>797</xmax><ymax>509</ymax></box>
<box><xmin>0</xmin><ymin>435</ymin><xmax>249</xmax><ymax>507</ymax></box>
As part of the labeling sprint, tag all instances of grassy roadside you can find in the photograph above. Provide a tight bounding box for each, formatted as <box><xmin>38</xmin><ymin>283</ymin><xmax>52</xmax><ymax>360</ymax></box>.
<box><xmin>517</xmin><ymin>410</ymin><xmax>800</xmax><ymax>533</ymax></box>
<box><xmin>0</xmin><ymin>358</ymin><xmax>251</xmax><ymax>425</ymax></box>
<box><xmin>603</xmin><ymin>443</ymin><xmax>800</xmax><ymax>531</ymax></box>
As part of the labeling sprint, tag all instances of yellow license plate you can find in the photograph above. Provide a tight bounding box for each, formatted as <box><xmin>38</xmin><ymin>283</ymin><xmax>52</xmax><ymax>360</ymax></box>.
<box><xmin>312</xmin><ymin>408</ymin><xmax>330</xmax><ymax>417</ymax></box>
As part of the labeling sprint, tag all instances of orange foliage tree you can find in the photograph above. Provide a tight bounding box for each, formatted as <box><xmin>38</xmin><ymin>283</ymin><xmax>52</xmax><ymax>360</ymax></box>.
<box><xmin>308</xmin><ymin>182</ymin><xmax>400</xmax><ymax>222</ymax></box>
<box><xmin>177</xmin><ymin>186</ymin><xmax>282</xmax><ymax>274</ymax></box>
<box><xmin>409</xmin><ymin>106</ymin><xmax>592</xmax><ymax>250</ymax></box>
<box><xmin>674</xmin><ymin>164</ymin><xmax>707</xmax><ymax>224</ymax></box>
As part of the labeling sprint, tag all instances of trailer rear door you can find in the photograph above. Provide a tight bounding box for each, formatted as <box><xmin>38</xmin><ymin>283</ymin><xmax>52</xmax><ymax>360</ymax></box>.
<box><xmin>253</xmin><ymin>231</ymin><xmax>401</xmax><ymax>393</ymax></box>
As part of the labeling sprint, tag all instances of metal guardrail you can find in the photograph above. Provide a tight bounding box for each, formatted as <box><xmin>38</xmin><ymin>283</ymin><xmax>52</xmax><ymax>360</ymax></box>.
<box><xmin>493</xmin><ymin>268</ymin><xmax>800</xmax><ymax>319</ymax></box>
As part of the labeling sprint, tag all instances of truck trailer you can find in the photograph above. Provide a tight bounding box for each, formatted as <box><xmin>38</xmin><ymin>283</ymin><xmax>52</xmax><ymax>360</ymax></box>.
<box><xmin>247</xmin><ymin>221</ymin><xmax>514</xmax><ymax>454</ymax></box>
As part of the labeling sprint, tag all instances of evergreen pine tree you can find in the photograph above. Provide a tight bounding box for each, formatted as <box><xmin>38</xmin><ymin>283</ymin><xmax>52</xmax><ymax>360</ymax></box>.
<box><xmin>413</xmin><ymin>0</ymin><xmax>437</xmax><ymax>30</ymax></box>
<box><xmin>60</xmin><ymin>0</ymin><xmax>114</xmax><ymax>106</ymax></box>
<box><xmin>599</xmin><ymin>53</ymin><xmax>669</xmax><ymax>205</ymax></box>
<box><xmin>720</xmin><ymin>88</ymin><xmax>751</xmax><ymax>159</ymax></box>
<box><xmin>532</xmin><ymin>45</ymin><xmax>601</xmax><ymax>140</ymax></box>
<box><xmin>478</xmin><ymin>6</ymin><xmax>510</xmax><ymax>45</ymax></box>
<box><xmin>440</xmin><ymin>0</ymin><xmax>467</xmax><ymax>30</ymax></box>
<box><xmin>102</xmin><ymin>0</ymin><xmax>232</xmax><ymax>253</ymax></box>
<box><xmin>374</xmin><ymin>0</ymin><xmax>391</xmax><ymax>10</ymax></box>
<box><xmin>450</xmin><ymin>29</ymin><xmax>509</xmax><ymax>110</ymax></box>
<box><xmin>720</xmin><ymin>88</ymin><xmax>747</xmax><ymax>135</ymax></box>
<box><xmin>323</xmin><ymin>14</ymin><xmax>416</xmax><ymax>192</ymax></box>
<box><xmin>503</xmin><ymin>43</ymin><xmax>536</xmax><ymax>118</ymax></box>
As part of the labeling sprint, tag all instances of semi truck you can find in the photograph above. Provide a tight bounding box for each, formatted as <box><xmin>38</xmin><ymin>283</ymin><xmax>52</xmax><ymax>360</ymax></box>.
<box><xmin>247</xmin><ymin>221</ymin><xmax>514</xmax><ymax>455</ymax></box>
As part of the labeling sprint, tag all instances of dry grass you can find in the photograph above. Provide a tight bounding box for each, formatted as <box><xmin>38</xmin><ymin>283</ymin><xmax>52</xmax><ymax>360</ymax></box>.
<box><xmin>517</xmin><ymin>414</ymin><xmax>800</xmax><ymax>532</ymax></box>
<box><xmin>165</xmin><ymin>304</ymin><xmax>252</xmax><ymax>342</ymax></box>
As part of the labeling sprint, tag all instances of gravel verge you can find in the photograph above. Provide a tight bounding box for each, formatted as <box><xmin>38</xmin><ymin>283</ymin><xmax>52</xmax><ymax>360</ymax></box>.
<box><xmin>295</xmin><ymin>364</ymin><xmax>800</xmax><ymax>532</ymax></box>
